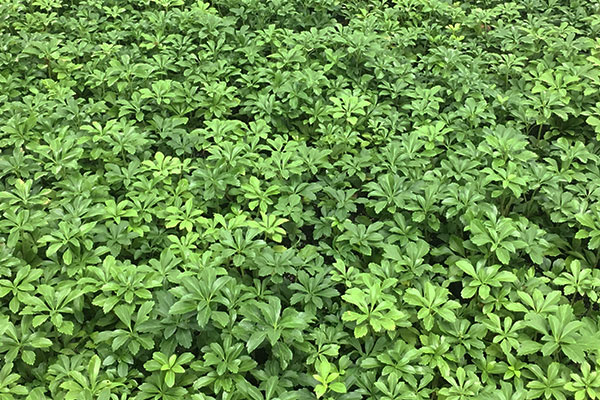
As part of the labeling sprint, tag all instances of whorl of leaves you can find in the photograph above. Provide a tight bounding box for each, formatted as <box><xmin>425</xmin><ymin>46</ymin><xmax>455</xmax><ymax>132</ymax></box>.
<box><xmin>1</xmin><ymin>0</ymin><xmax>600</xmax><ymax>399</ymax></box>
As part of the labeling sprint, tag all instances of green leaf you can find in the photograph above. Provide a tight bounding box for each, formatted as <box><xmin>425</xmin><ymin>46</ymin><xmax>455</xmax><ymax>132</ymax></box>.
<box><xmin>354</xmin><ymin>324</ymin><xmax>368</xmax><ymax>338</ymax></box>
<box><xmin>22</xmin><ymin>350</ymin><xmax>36</xmax><ymax>365</ymax></box>
<box><xmin>247</xmin><ymin>331</ymin><xmax>267</xmax><ymax>353</ymax></box>
<box><xmin>88</xmin><ymin>355</ymin><xmax>101</xmax><ymax>383</ymax></box>
<box><xmin>165</xmin><ymin>371</ymin><xmax>175</xmax><ymax>387</ymax></box>
<box><xmin>62</xmin><ymin>248</ymin><xmax>72</xmax><ymax>265</ymax></box>
<box><xmin>518</xmin><ymin>340</ymin><xmax>543</xmax><ymax>355</ymax></box>
<box><xmin>329</xmin><ymin>382</ymin><xmax>347</xmax><ymax>393</ymax></box>
<box><xmin>169</xmin><ymin>300</ymin><xmax>196</xmax><ymax>315</ymax></box>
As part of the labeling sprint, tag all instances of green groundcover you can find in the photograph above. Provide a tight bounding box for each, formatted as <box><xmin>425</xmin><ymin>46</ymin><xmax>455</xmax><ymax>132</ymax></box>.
<box><xmin>1</xmin><ymin>0</ymin><xmax>600</xmax><ymax>399</ymax></box>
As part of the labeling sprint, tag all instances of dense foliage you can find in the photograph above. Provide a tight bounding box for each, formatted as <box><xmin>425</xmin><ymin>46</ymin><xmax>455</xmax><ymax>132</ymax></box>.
<box><xmin>1</xmin><ymin>0</ymin><xmax>600</xmax><ymax>398</ymax></box>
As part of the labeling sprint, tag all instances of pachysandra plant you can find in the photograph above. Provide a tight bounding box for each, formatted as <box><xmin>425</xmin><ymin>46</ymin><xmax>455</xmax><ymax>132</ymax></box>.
<box><xmin>0</xmin><ymin>0</ymin><xmax>600</xmax><ymax>398</ymax></box>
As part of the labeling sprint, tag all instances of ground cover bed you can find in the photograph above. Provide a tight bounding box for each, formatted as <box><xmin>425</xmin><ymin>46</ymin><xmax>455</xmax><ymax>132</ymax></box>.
<box><xmin>1</xmin><ymin>0</ymin><xmax>600</xmax><ymax>399</ymax></box>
